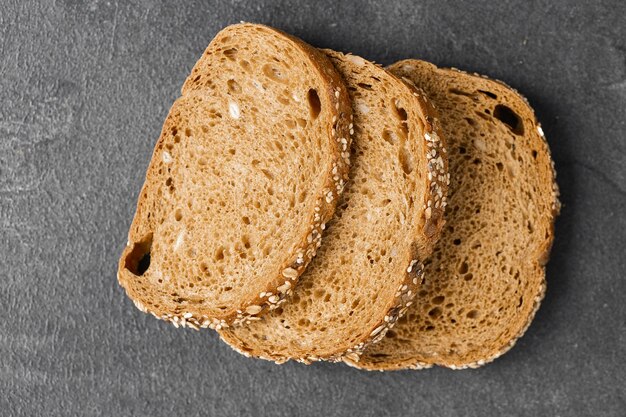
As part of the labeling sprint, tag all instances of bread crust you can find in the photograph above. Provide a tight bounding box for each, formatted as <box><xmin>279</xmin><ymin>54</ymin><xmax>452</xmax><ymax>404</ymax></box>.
<box><xmin>117</xmin><ymin>23</ymin><xmax>352</xmax><ymax>328</ymax></box>
<box><xmin>219</xmin><ymin>51</ymin><xmax>448</xmax><ymax>363</ymax></box>
<box><xmin>347</xmin><ymin>60</ymin><xmax>560</xmax><ymax>371</ymax></box>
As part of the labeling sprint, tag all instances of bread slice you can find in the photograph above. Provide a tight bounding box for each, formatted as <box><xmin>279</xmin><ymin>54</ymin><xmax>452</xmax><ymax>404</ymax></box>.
<box><xmin>348</xmin><ymin>60</ymin><xmax>560</xmax><ymax>370</ymax></box>
<box><xmin>117</xmin><ymin>24</ymin><xmax>352</xmax><ymax>329</ymax></box>
<box><xmin>219</xmin><ymin>51</ymin><xmax>448</xmax><ymax>363</ymax></box>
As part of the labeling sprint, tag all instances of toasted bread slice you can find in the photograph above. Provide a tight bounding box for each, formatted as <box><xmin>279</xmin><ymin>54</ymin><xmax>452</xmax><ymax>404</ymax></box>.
<box><xmin>219</xmin><ymin>51</ymin><xmax>448</xmax><ymax>363</ymax></box>
<box><xmin>118</xmin><ymin>24</ymin><xmax>352</xmax><ymax>329</ymax></box>
<box><xmin>349</xmin><ymin>60</ymin><xmax>560</xmax><ymax>370</ymax></box>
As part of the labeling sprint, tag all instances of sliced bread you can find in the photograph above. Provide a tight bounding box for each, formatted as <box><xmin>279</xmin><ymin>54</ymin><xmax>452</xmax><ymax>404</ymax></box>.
<box><xmin>349</xmin><ymin>60</ymin><xmax>560</xmax><ymax>370</ymax></box>
<box><xmin>219</xmin><ymin>51</ymin><xmax>448</xmax><ymax>363</ymax></box>
<box><xmin>117</xmin><ymin>24</ymin><xmax>352</xmax><ymax>329</ymax></box>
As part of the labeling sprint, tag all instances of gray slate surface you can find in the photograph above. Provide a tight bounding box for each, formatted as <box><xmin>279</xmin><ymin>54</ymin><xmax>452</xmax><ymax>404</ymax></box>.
<box><xmin>1</xmin><ymin>0</ymin><xmax>625</xmax><ymax>416</ymax></box>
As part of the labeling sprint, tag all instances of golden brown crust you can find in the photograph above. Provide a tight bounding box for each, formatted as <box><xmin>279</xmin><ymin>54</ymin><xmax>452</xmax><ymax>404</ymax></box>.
<box><xmin>117</xmin><ymin>23</ymin><xmax>352</xmax><ymax>328</ymax></box>
<box><xmin>347</xmin><ymin>59</ymin><xmax>560</xmax><ymax>371</ymax></box>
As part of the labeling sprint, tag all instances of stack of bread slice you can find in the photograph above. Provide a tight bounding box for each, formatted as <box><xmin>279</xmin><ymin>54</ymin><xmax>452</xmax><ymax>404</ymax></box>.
<box><xmin>118</xmin><ymin>23</ymin><xmax>559</xmax><ymax>370</ymax></box>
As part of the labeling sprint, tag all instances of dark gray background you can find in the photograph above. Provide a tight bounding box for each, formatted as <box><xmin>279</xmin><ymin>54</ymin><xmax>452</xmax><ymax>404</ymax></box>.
<box><xmin>1</xmin><ymin>0</ymin><xmax>625</xmax><ymax>416</ymax></box>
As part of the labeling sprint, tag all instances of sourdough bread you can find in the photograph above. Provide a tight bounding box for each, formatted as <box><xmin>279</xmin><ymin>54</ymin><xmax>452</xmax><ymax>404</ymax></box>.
<box><xmin>349</xmin><ymin>60</ymin><xmax>560</xmax><ymax>370</ymax></box>
<box><xmin>118</xmin><ymin>24</ymin><xmax>352</xmax><ymax>329</ymax></box>
<box><xmin>219</xmin><ymin>51</ymin><xmax>448</xmax><ymax>363</ymax></box>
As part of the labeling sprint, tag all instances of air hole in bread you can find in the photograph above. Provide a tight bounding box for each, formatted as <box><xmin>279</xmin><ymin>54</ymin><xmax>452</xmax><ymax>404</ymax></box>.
<box><xmin>453</xmin><ymin>238</ymin><xmax>461</xmax><ymax>245</ymax></box>
<box><xmin>399</xmin><ymin>146</ymin><xmax>414</xmax><ymax>175</ymax></box>
<box><xmin>532</xmin><ymin>150</ymin><xmax>538</xmax><ymax>159</ymax></box>
<box><xmin>214</xmin><ymin>246</ymin><xmax>225</xmax><ymax>262</ymax></box>
<box><xmin>357</xmin><ymin>82</ymin><xmax>373</xmax><ymax>90</ymax></box>
<box><xmin>124</xmin><ymin>234</ymin><xmax>153</xmax><ymax>276</ymax></box>
<box><xmin>432</xmin><ymin>295</ymin><xmax>445</xmax><ymax>304</ymax></box>
<box><xmin>223</xmin><ymin>48</ymin><xmax>237</xmax><ymax>61</ymax></box>
<box><xmin>382</xmin><ymin>129</ymin><xmax>398</xmax><ymax>145</ymax></box>
<box><xmin>393</xmin><ymin>101</ymin><xmax>408</xmax><ymax>122</ymax></box>
<box><xmin>458</xmin><ymin>261</ymin><xmax>469</xmax><ymax>274</ymax></box>
<box><xmin>496</xmin><ymin>162</ymin><xmax>504</xmax><ymax>171</ymax></box>
<box><xmin>239</xmin><ymin>59</ymin><xmax>251</xmax><ymax>72</ymax></box>
<box><xmin>475</xmin><ymin>111</ymin><xmax>490</xmax><ymax>121</ymax></box>
<box><xmin>493</xmin><ymin>104</ymin><xmax>524</xmax><ymax>135</ymax></box>
<box><xmin>260</xmin><ymin>169</ymin><xmax>274</xmax><ymax>180</ymax></box>
<box><xmin>466</xmin><ymin>310</ymin><xmax>479</xmax><ymax>319</ymax></box>
<box><xmin>393</xmin><ymin>102</ymin><xmax>409</xmax><ymax>138</ymax></box>
<box><xmin>385</xmin><ymin>330</ymin><xmax>397</xmax><ymax>339</ymax></box>
<box><xmin>448</xmin><ymin>88</ymin><xmax>474</xmax><ymax>98</ymax></box>
<box><xmin>284</xmin><ymin>118</ymin><xmax>296</xmax><ymax>130</ymax></box>
<box><xmin>428</xmin><ymin>307</ymin><xmax>442</xmax><ymax>318</ymax></box>
<box><xmin>313</xmin><ymin>289</ymin><xmax>325</xmax><ymax>299</ymax></box>
<box><xmin>174</xmin><ymin>209</ymin><xmax>182</xmax><ymax>221</ymax></box>
<box><xmin>227</xmin><ymin>79</ymin><xmax>242</xmax><ymax>94</ymax></box>
<box><xmin>262</xmin><ymin>63</ymin><xmax>287</xmax><ymax>82</ymax></box>
<box><xmin>478</xmin><ymin>89</ymin><xmax>497</xmax><ymax>99</ymax></box>
<box><xmin>307</xmin><ymin>89</ymin><xmax>321</xmax><ymax>120</ymax></box>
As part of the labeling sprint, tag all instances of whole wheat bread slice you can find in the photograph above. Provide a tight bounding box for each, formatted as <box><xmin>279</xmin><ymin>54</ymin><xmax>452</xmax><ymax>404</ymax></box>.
<box><xmin>349</xmin><ymin>60</ymin><xmax>560</xmax><ymax>370</ymax></box>
<box><xmin>117</xmin><ymin>24</ymin><xmax>352</xmax><ymax>329</ymax></box>
<box><xmin>219</xmin><ymin>51</ymin><xmax>448</xmax><ymax>363</ymax></box>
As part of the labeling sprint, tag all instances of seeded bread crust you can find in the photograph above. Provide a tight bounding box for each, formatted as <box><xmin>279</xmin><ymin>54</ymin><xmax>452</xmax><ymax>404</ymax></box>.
<box><xmin>118</xmin><ymin>24</ymin><xmax>352</xmax><ymax>329</ymax></box>
<box><xmin>219</xmin><ymin>51</ymin><xmax>448</xmax><ymax>363</ymax></box>
<box><xmin>347</xmin><ymin>60</ymin><xmax>560</xmax><ymax>371</ymax></box>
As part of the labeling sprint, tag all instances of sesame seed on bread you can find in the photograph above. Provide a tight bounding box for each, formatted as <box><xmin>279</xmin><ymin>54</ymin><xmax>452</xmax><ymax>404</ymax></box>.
<box><xmin>348</xmin><ymin>60</ymin><xmax>560</xmax><ymax>371</ymax></box>
<box><xmin>219</xmin><ymin>51</ymin><xmax>448</xmax><ymax>363</ymax></box>
<box><xmin>117</xmin><ymin>24</ymin><xmax>352</xmax><ymax>329</ymax></box>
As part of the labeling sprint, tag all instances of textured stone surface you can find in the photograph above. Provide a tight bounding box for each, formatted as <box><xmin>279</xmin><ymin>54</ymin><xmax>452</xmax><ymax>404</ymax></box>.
<box><xmin>1</xmin><ymin>1</ymin><xmax>625</xmax><ymax>416</ymax></box>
